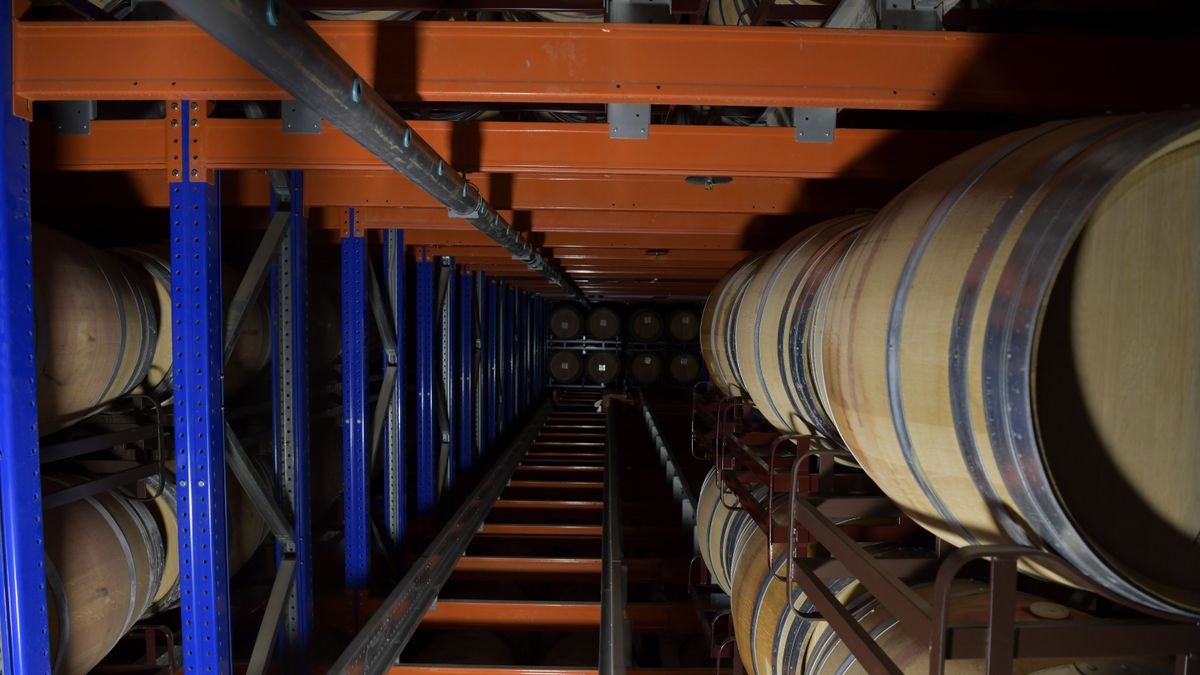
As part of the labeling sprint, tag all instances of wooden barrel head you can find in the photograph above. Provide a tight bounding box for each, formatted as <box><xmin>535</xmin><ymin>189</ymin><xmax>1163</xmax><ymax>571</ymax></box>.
<box><xmin>668</xmin><ymin>352</ymin><xmax>702</xmax><ymax>385</ymax></box>
<box><xmin>549</xmin><ymin>305</ymin><xmax>585</xmax><ymax>339</ymax></box>
<box><xmin>629</xmin><ymin>352</ymin><xmax>663</xmax><ymax>385</ymax></box>
<box><xmin>586</xmin><ymin>307</ymin><xmax>622</xmax><ymax>340</ymax></box>
<box><xmin>549</xmin><ymin>351</ymin><xmax>583</xmax><ymax>383</ymax></box>
<box><xmin>667</xmin><ymin>307</ymin><xmax>701</xmax><ymax>342</ymax></box>
<box><xmin>629</xmin><ymin>307</ymin><xmax>665</xmax><ymax>341</ymax></box>
<box><xmin>585</xmin><ymin>351</ymin><xmax>621</xmax><ymax>385</ymax></box>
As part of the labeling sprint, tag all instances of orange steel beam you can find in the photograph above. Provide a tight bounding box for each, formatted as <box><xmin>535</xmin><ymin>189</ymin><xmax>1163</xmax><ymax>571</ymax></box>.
<box><xmin>416</xmin><ymin>601</ymin><xmax>698</xmax><ymax>632</ymax></box>
<box><xmin>450</xmin><ymin>557</ymin><xmax>689</xmax><ymax>582</ymax></box>
<box><xmin>491</xmin><ymin>499</ymin><xmax>603</xmax><ymax>510</ymax></box>
<box><xmin>31</xmin><ymin>118</ymin><xmax>987</xmax><ymax>179</ymax></box>
<box><xmin>34</xmin><ymin>168</ymin><xmax>902</xmax><ymax>214</ymax></box>
<box><xmin>13</xmin><ymin>21</ymin><xmax>1197</xmax><ymax>114</ymax></box>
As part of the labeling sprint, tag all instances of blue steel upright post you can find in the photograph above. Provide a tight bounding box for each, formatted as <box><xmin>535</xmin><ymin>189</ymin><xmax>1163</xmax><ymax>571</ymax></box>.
<box><xmin>341</xmin><ymin>209</ymin><xmax>369</xmax><ymax>590</ymax></box>
<box><xmin>383</xmin><ymin>230</ymin><xmax>405</xmax><ymax>553</ymax></box>
<box><xmin>506</xmin><ymin>286</ymin><xmax>517</xmax><ymax>425</ymax></box>
<box><xmin>457</xmin><ymin>268</ymin><xmax>474</xmax><ymax>474</ymax></box>
<box><xmin>472</xmin><ymin>271</ymin><xmax>487</xmax><ymax>460</ymax></box>
<box><xmin>170</xmin><ymin>100</ymin><xmax>234</xmax><ymax>673</ymax></box>
<box><xmin>0</xmin><ymin>7</ymin><xmax>52</xmax><ymax>671</ymax></box>
<box><xmin>271</xmin><ymin>170</ymin><xmax>311</xmax><ymax>671</ymax></box>
<box><xmin>485</xmin><ymin>280</ymin><xmax>498</xmax><ymax>447</ymax></box>
<box><xmin>415</xmin><ymin>253</ymin><xmax>436</xmax><ymax>514</ymax></box>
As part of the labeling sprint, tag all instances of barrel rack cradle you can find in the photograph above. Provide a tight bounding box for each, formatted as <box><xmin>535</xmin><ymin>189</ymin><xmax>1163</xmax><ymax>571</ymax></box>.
<box><xmin>688</xmin><ymin>387</ymin><xmax>1200</xmax><ymax>675</ymax></box>
<box><xmin>3</xmin><ymin>0</ymin><xmax>1200</xmax><ymax>673</ymax></box>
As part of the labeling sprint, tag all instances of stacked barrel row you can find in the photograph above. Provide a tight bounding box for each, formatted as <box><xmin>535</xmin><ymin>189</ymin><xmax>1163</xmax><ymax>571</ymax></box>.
<box><xmin>548</xmin><ymin>303</ymin><xmax>704</xmax><ymax>387</ymax></box>
<box><xmin>31</xmin><ymin>224</ymin><xmax>290</xmax><ymax>674</ymax></box>
<box><xmin>699</xmin><ymin>110</ymin><xmax>1200</xmax><ymax>666</ymax></box>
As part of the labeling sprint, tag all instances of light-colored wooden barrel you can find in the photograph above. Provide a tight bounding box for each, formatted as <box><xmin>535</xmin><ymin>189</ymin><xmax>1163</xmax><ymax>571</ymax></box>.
<box><xmin>730</xmin><ymin>522</ymin><xmax>862</xmax><ymax>675</ymax></box>
<box><xmin>585</xmin><ymin>351</ymin><xmax>621</xmax><ymax>385</ymax></box>
<box><xmin>586</xmin><ymin>307</ymin><xmax>622</xmax><ymax>340</ymax></box>
<box><xmin>43</xmin><ymin>477</ymin><xmax>164</xmax><ymax>675</ymax></box>
<box><xmin>629</xmin><ymin>352</ymin><xmax>663</xmax><ymax>385</ymax></box>
<box><xmin>803</xmin><ymin>582</ymin><xmax>1104</xmax><ymax>675</ymax></box>
<box><xmin>667</xmin><ymin>307</ymin><xmax>701</xmax><ymax>342</ymax></box>
<box><xmin>114</xmin><ymin>245</ymin><xmax>271</xmax><ymax>400</ymax></box>
<box><xmin>668</xmin><ymin>352</ymin><xmax>702</xmax><ymax>385</ymax></box>
<box><xmin>33</xmin><ymin>225</ymin><xmax>157</xmax><ymax>434</ymax></box>
<box><xmin>311</xmin><ymin>9</ymin><xmax>420</xmax><ymax>20</ymax></box>
<box><xmin>700</xmin><ymin>255</ymin><xmax>764</xmax><ymax>396</ymax></box>
<box><xmin>549</xmin><ymin>350</ymin><xmax>583</xmax><ymax>383</ymax></box>
<box><xmin>550</xmin><ymin>305</ymin><xmax>585</xmax><ymax>339</ymax></box>
<box><xmin>696</xmin><ymin>468</ymin><xmax>766</xmax><ymax>595</ymax></box>
<box><xmin>732</xmin><ymin>214</ymin><xmax>869</xmax><ymax>438</ymax></box>
<box><xmin>629</xmin><ymin>307</ymin><xmax>665</xmax><ymax>341</ymax></box>
<box><xmin>820</xmin><ymin>113</ymin><xmax>1200</xmax><ymax>617</ymax></box>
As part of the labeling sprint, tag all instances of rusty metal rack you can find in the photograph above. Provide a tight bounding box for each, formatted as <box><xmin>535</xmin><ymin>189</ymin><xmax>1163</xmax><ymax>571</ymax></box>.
<box><xmin>692</xmin><ymin>386</ymin><xmax>1200</xmax><ymax>675</ymax></box>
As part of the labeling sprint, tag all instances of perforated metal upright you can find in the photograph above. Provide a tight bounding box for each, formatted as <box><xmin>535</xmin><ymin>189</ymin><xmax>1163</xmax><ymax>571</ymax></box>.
<box><xmin>472</xmin><ymin>270</ymin><xmax>487</xmax><ymax>459</ymax></box>
<box><xmin>341</xmin><ymin>209</ymin><xmax>369</xmax><ymax>590</ymax></box>
<box><xmin>506</xmin><ymin>286</ymin><xmax>518</xmax><ymax>425</ymax></box>
<box><xmin>438</xmin><ymin>257</ymin><xmax>455</xmax><ymax>491</ymax></box>
<box><xmin>170</xmin><ymin>100</ymin><xmax>234</xmax><ymax>673</ymax></box>
<box><xmin>270</xmin><ymin>170</ymin><xmax>311</xmax><ymax>671</ymax></box>
<box><xmin>457</xmin><ymin>268</ymin><xmax>474</xmax><ymax>473</ymax></box>
<box><xmin>415</xmin><ymin>253</ymin><xmax>436</xmax><ymax>514</ymax></box>
<box><xmin>485</xmin><ymin>280</ymin><xmax>499</xmax><ymax>447</ymax></box>
<box><xmin>0</xmin><ymin>7</ymin><xmax>51</xmax><ymax>671</ymax></box>
<box><xmin>384</xmin><ymin>229</ymin><xmax>406</xmax><ymax>553</ymax></box>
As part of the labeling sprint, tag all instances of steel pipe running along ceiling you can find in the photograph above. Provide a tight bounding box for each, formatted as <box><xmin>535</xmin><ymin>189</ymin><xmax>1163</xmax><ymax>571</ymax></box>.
<box><xmin>160</xmin><ymin>0</ymin><xmax>585</xmax><ymax>301</ymax></box>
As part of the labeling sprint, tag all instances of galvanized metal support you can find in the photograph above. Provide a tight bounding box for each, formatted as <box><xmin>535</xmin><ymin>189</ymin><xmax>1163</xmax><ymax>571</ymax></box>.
<box><xmin>415</xmin><ymin>255</ymin><xmax>436</xmax><ymax>515</ymax></box>
<box><xmin>330</xmin><ymin>400</ymin><xmax>553</xmax><ymax>675</ymax></box>
<box><xmin>472</xmin><ymin>270</ymin><xmax>487</xmax><ymax>459</ymax></box>
<box><xmin>437</xmin><ymin>257</ymin><xmax>455</xmax><ymax>493</ymax></box>
<box><xmin>457</xmin><ymin>268</ymin><xmax>474</xmax><ymax>474</ymax></box>
<box><xmin>0</xmin><ymin>5</ymin><xmax>52</xmax><ymax>670</ymax></box>
<box><xmin>600</xmin><ymin>404</ymin><xmax>630</xmax><ymax>673</ymax></box>
<box><xmin>383</xmin><ymin>229</ymin><xmax>406</xmax><ymax>553</ymax></box>
<box><xmin>341</xmin><ymin>209</ymin><xmax>369</xmax><ymax>589</ymax></box>
<box><xmin>170</xmin><ymin>100</ymin><xmax>234</xmax><ymax>674</ymax></box>
<box><xmin>160</xmin><ymin>0</ymin><xmax>583</xmax><ymax>300</ymax></box>
<box><xmin>270</xmin><ymin>170</ymin><xmax>311</xmax><ymax>672</ymax></box>
<box><xmin>605</xmin><ymin>0</ymin><xmax>668</xmax><ymax>141</ymax></box>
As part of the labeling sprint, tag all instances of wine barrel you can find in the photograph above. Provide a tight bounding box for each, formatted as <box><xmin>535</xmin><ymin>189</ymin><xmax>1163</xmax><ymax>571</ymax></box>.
<box><xmin>667</xmin><ymin>307</ymin><xmax>701</xmax><ymax>342</ymax></box>
<box><xmin>629</xmin><ymin>307</ymin><xmax>665</xmax><ymax>341</ymax></box>
<box><xmin>549</xmin><ymin>351</ymin><xmax>583</xmax><ymax>384</ymax></box>
<box><xmin>550</xmin><ymin>305</ymin><xmax>585</xmax><ymax>339</ymax></box>
<box><xmin>730</xmin><ymin>520</ymin><xmax>861</xmax><ymax>675</ymax></box>
<box><xmin>803</xmin><ymin>582</ymin><xmax>1102</xmax><ymax>675</ymax></box>
<box><xmin>114</xmin><ymin>246</ymin><xmax>271</xmax><ymax>400</ymax></box>
<box><xmin>700</xmin><ymin>255</ymin><xmax>765</xmax><ymax>396</ymax></box>
<box><xmin>43</xmin><ymin>477</ymin><xmax>164</xmax><ymax>675</ymax></box>
<box><xmin>732</xmin><ymin>214</ymin><xmax>869</xmax><ymax>438</ymax></box>
<box><xmin>311</xmin><ymin>9</ymin><xmax>420</xmax><ymax>20</ymax></box>
<box><xmin>668</xmin><ymin>352</ymin><xmax>702</xmax><ymax>385</ymax></box>
<box><xmin>696</xmin><ymin>468</ymin><xmax>765</xmax><ymax>595</ymax></box>
<box><xmin>33</xmin><ymin>225</ymin><xmax>157</xmax><ymax>434</ymax></box>
<box><xmin>585</xmin><ymin>306</ymin><xmax>621</xmax><ymax>340</ymax></box>
<box><xmin>629</xmin><ymin>352</ymin><xmax>663</xmax><ymax>386</ymax></box>
<box><xmin>820</xmin><ymin>113</ymin><xmax>1200</xmax><ymax>617</ymax></box>
<box><xmin>585</xmin><ymin>351</ymin><xmax>621</xmax><ymax>385</ymax></box>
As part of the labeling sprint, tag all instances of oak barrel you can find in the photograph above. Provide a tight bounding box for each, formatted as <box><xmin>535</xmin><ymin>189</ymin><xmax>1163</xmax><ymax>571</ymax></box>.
<box><xmin>585</xmin><ymin>306</ymin><xmax>622</xmax><ymax>340</ymax></box>
<box><xmin>820</xmin><ymin>113</ymin><xmax>1200</xmax><ymax>617</ymax></box>
<box><xmin>549</xmin><ymin>351</ymin><xmax>583</xmax><ymax>383</ymax></box>
<box><xmin>732</xmin><ymin>214</ymin><xmax>869</xmax><ymax>438</ymax></box>
<box><xmin>550</xmin><ymin>305</ymin><xmax>585</xmax><ymax>339</ymax></box>
<box><xmin>629</xmin><ymin>307</ymin><xmax>664</xmax><ymax>341</ymax></box>
<box><xmin>585</xmin><ymin>351</ymin><xmax>621</xmax><ymax>385</ymax></box>
<box><xmin>700</xmin><ymin>255</ymin><xmax>764</xmax><ymax>396</ymax></box>
<box><xmin>33</xmin><ymin>225</ymin><xmax>157</xmax><ymax>434</ymax></box>
<box><xmin>667</xmin><ymin>352</ymin><xmax>701</xmax><ymax>385</ymax></box>
<box><xmin>629</xmin><ymin>352</ymin><xmax>664</xmax><ymax>386</ymax></box>
<box><xmin>43</xmin><ymin>477</ymin><xmax>164</xmax><ymax>675</ymax></box>
<box><xmin>666</xmin><ymin>307</ymin><xmax>701</xmax><ymax>342</ymax></box>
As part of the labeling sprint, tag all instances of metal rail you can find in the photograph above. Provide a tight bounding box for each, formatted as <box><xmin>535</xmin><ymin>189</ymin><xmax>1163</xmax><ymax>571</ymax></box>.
<box><xmin>600</xmin><ymin>403</ymin><xmax>630</xmax><ymax>674</ymax></box>
<box><xmin>159</xmin><ymin>0</ymin><xmax>584</xmax><ymax>300</ymax></box>
<box><xmin>330</xmin><ymin>398</ymin><xmax>553</xmax><ymax>674</ymax></box>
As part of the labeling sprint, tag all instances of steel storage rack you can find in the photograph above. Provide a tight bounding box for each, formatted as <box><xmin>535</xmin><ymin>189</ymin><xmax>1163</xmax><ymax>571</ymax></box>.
<box><xmin>4</xmin><ymin>0</ymin><xmax>1200</xmax><ymax>673</ymax></box>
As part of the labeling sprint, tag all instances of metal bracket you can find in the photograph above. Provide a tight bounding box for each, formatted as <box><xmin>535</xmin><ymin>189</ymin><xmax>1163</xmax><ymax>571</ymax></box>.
<box><xmin>282</xmin><ymin>100</ymin><xmax>322</xmax><ymax>134</ymax></box>
<box><xmin>51</xmin><ymin>100</ymin><xmax>96</xmax><ymax>135</ymax></box>
<box><xmin>794</xmin><ymin>107</ymin><xmax>836</xmax><ymax>143</ymax></box>
<box><xmin>878</xmin><ymin>0</ymin><xmax>944</xmax><ymax>30</ymax></box>
<box><xmin>608</xmin><ymin>103</ymin><xmax>651</xmax><ymax>140</ymax></box>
